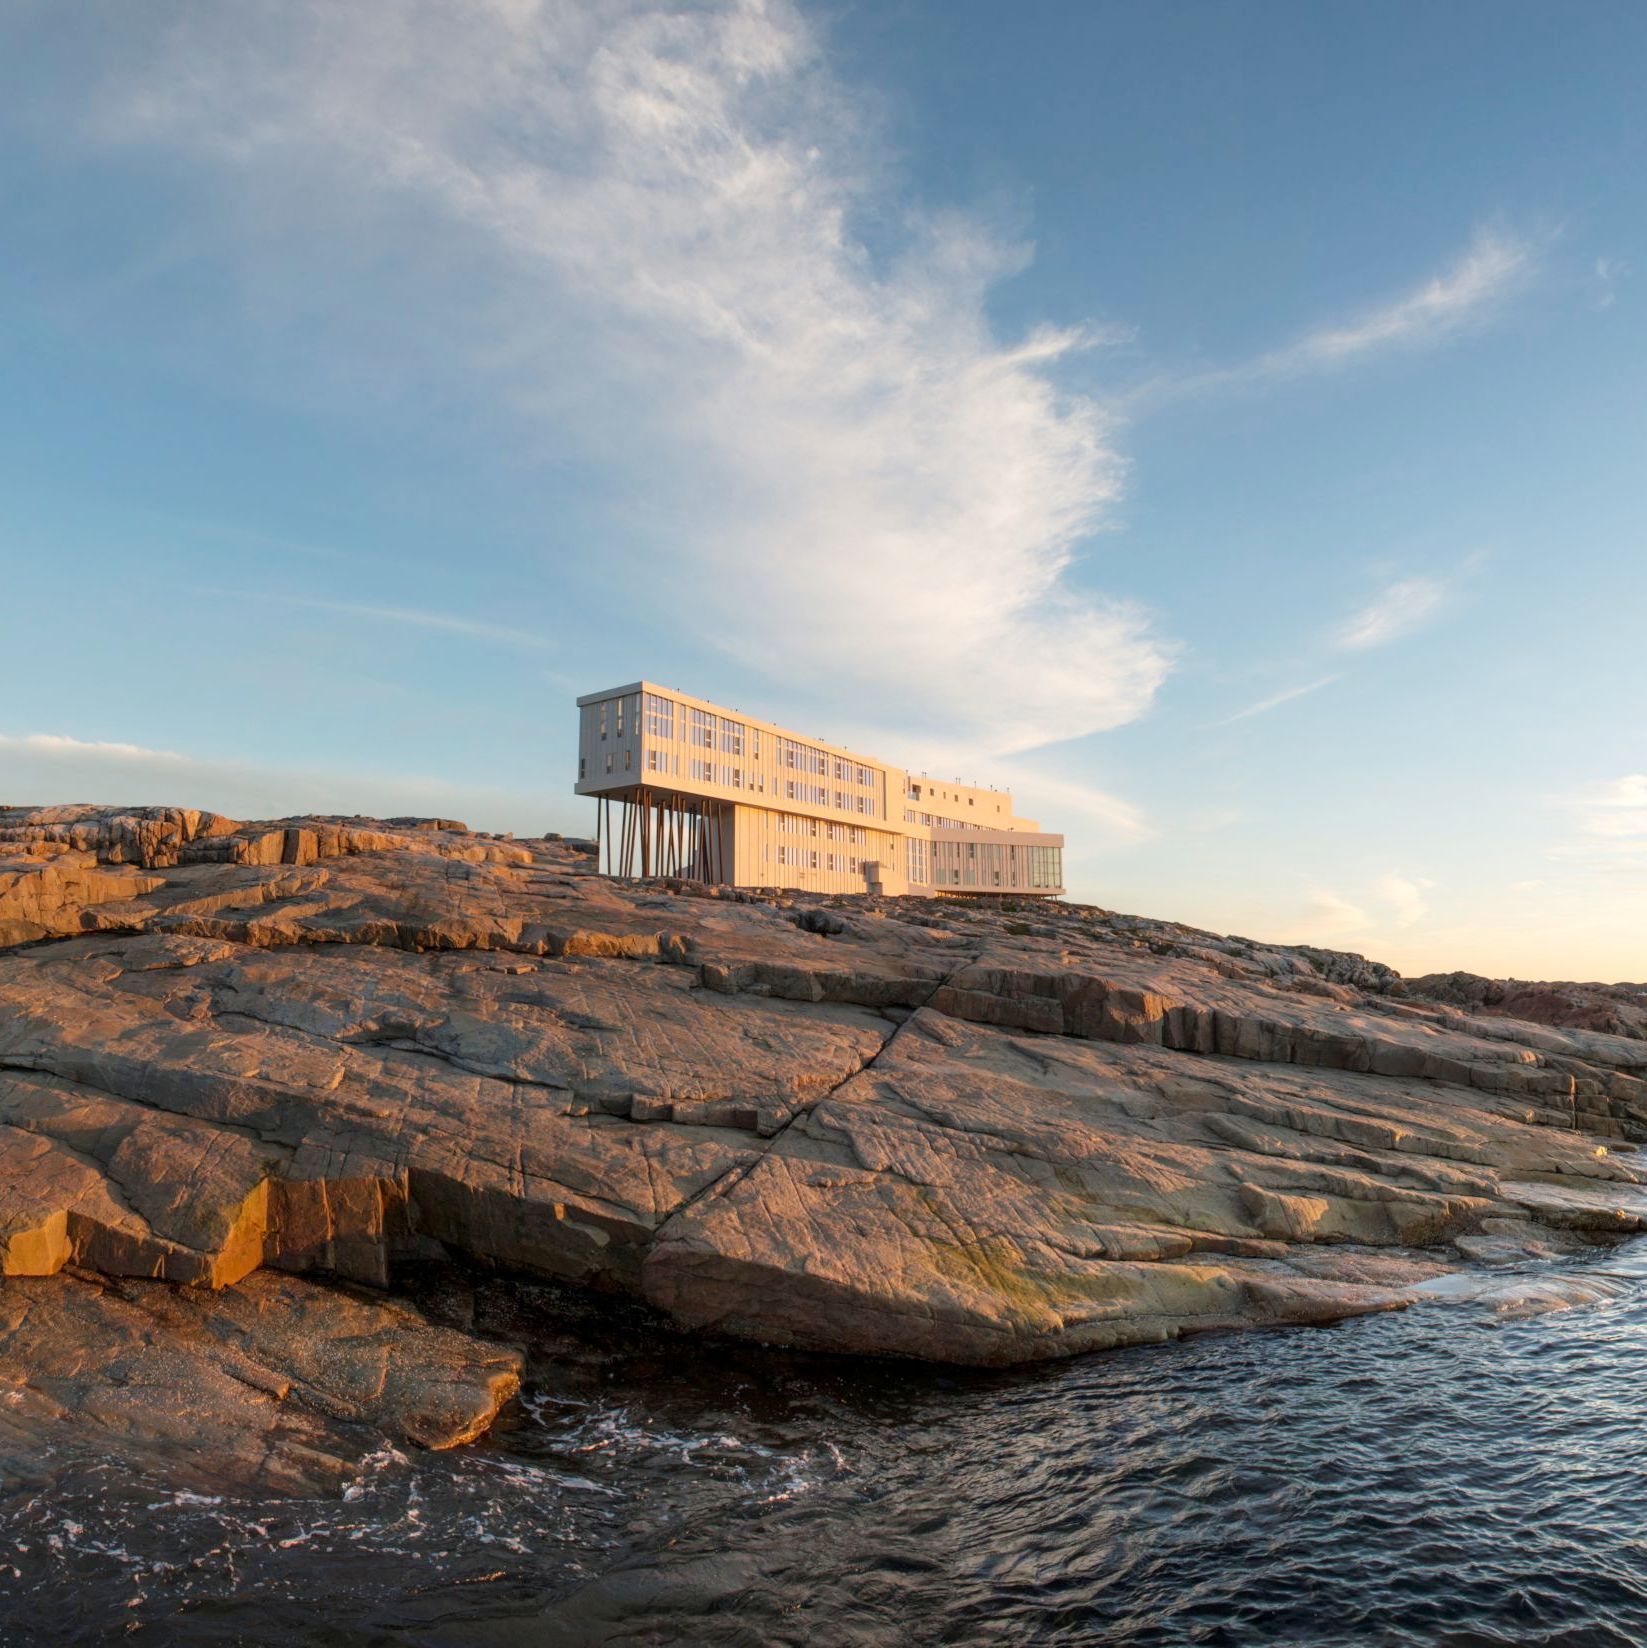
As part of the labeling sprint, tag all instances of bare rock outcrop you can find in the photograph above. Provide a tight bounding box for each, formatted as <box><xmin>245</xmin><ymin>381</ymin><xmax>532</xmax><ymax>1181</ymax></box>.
<box><xmin>1</xmin><ymin>802</ymin><xmax>1644</xmax><ymax>1411</ymax></box>
<box><xmin>1409</xmin><ymin>969</ymin><xmax>1647</xmax><ymax>1041</ymax></box>
<box><xmin>0</xmin><ymin>1268</ymin><xmax>521</xmax><ymax>1495</ymax></box>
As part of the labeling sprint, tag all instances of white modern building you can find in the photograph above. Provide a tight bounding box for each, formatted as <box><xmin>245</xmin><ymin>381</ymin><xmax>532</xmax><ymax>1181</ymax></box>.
<box><xmin>575</xmin><ymin>681</ymin><xmax>1064</xmax><ymax>898</ymax></box>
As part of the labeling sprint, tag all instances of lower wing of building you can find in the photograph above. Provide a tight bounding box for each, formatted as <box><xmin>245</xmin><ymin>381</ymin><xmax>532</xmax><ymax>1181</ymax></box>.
<box><xmin>573</xmin><ymin>681</ymin><xmax>1064</xmax><ymax>898</ymax></box>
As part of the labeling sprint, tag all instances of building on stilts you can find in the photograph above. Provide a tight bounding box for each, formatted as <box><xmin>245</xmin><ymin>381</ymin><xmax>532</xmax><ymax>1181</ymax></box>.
<box><xmin>574</xmin><ymin>681</ymin><xmax>1064</xmax><ymax>898</ymax></box>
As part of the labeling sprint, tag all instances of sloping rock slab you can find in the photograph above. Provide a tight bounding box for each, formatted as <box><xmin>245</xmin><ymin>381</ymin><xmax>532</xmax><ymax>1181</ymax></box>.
<box><xmin>0</xmin><ymin>1269</ymin><xmax>522</xmax><ymax>1495</ymax></box>
<box><xmin>2</xmin><ymin>805</ymin><xmax>1645</xmax><ymax>1375</ymax></box>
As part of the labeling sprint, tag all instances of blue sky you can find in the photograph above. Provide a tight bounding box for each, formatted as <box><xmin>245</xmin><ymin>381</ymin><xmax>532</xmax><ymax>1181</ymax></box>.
<box><xmin>2</xmin><ymin>0</ymin><xmax>1643</xmax><ymax>980</ymax></box>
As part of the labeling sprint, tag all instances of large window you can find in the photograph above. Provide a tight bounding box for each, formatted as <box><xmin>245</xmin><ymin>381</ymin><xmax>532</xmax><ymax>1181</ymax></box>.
<box><xmin>906</xmin><ymin>837</ymin><xmax>929</xmax><ymax>885</ymax></box>
<box><xmin>644</xmin><ymin>693</ymin><xmax>674</xmax><ymax>740</ymax></box>
<box><xmin>1025</xmin><ymin>846</ymin><xmax>1061</xmax><ymax>889</ymax></box>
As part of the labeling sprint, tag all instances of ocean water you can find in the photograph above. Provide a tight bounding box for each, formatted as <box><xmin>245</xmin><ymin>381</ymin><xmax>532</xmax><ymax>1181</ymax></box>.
<box><xmin>8</xmin><ymin>1244</ymin><xmax>1647</xmax><ymax>1647</ymax></box>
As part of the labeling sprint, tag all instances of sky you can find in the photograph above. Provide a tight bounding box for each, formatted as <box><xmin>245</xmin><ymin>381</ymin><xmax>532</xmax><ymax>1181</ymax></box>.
<box><xmin>1</xmin><ymin>0</ymin><xmax>1643</xmax><ymax>982</ymax></box>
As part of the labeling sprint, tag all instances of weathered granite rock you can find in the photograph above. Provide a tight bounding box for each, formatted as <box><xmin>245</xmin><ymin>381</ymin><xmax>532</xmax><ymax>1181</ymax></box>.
<box><xmin>1</xmin><ymin>803</ymin><xmax>1644</xmax><ymax>1388</ymax></box>
<box><xmin>0</xmin><ymin>1268</ymin><xmax>521</xmax><ymax>1495</ymax></box>
<box><xmin>1409</xmin><ymin>969</ymin><xmax>1647</xmax><ymax>1041</ymax></box>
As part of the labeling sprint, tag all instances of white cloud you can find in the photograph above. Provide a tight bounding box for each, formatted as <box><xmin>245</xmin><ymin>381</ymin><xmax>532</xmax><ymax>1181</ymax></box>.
<box><xmin>1331</xmin><ymin>551</ymin><xmax>1486</xmax><ymax>653</ymax></box>
<box><xmin>1572</xmin><ymin>773</ymin><xmax>1647</xmax><ymax>838</ymax></box>
<box><xmin>1288</xmin><ymin>889</ymin><xmax>1373</xmax><ymax>941</ymax></box>
<box><xmin>1376</xmin><ymin>872</ymin><xmax>1433</xmax><ymax>927</ymax></box>
<box><xmin>0</xmin><ymin>732</ymin><xmax>188</xmax><ymax>763</ymax></box>
<box><xmin>243</xmin><ymin>592</ymin><xmax>553</xmax><ymax>650</ymax></box>
<box><xmin>1135</xmin><ymin>228</ymin><xmax>1537</xmax><ymax>407</ymax></box>
<box><xmin>1332</xmin><ymin>575</ymin><xmax>1452</xmax><ymax>651</ymax></box>
<box><xmin>997</xmin><ymin>767</ymin><xmax>1150</xmax><ymax>844</ymax></box>
<box><xmin>1594</xmin><ymin>256</ymin><xmax>1625</xmax><ymax>310</ymax></box>
<box><xmin>85</xmin><ymin>0</ymin><xmax>1174</xmax><ymax>759</ymax></box>
<box><xmin>1552</xmin><ymin>775</ymin><xmax>1647</xmax><ymax>872</ymax></box>
<box><xmin>1277</xmin><ymin>872</ymin><xmax>1432</xmax><ymax>945</ymax></box>
<box><xmin>1213</xmin><ymin>674</ymin><xmax>1340</xmax><ymax>726</ymax></box>
<box><xmin>0</xmin><ymin>729</ymin><xmax>569</xmax><ymax>836</ymax></box>
<box><xmin>1260</xmin><ymin>230</ymin><xmax>1534</xmax><ymax>374</ymax></box>
<box><xmin>849</xmin><ymin>727</ymin><xmax>1151</xmax><ymax>845</ymax></box>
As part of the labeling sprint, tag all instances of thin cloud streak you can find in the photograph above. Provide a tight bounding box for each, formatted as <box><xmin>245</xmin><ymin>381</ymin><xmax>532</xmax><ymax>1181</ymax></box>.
<box><xmin>0</xmin><ymin>732</ymin><xmax>188</xmax><ymax>763</ymax></box>
<box><xmin>1280</xmin><ymin>871</ymin><xmax>1434</xmax><ymax>946</ymax></box>
<box><xmin>1287</xmin><ymin>888</ymin><xmax>1373</xmax><ymax>941</ymax></box>
<box><xmin>830</xmin><ymin>725</ymin><xmax>1152</xmax><ymax>845</ymax></box>
<box><xmin>0</xmin><ymin>730</ymin><xmax>568</xmax><ymax>834</ymax></box>
<box><xmin>1593</xmin><ymin>256</ymin><xmax>1625</xmax><ymax>310</ymax></box>
<box><xmin>1213</xmin><ymin>674</ymin><xmax>1340</xmax><ymax>726</ymax></box>
<box><xmin>1260</xmin><ymin>229</ymin><xmax>1534</xmax><ymax>371</ymax></box>
<box><xmin>244</xmin><ymin>592</ymin><xmax>553</xmax><ymax>650</ymax></box>
<box><xmin>1333</xmin><ymin>576</ymin><xmax>1451</xmax><ymax>650</ymax></box>
<box><xmin>1131</xmin><ymin>228</ymin><xmax>1537</xmax><ymax>410</ymax></box>
<box><xmin>1550</xmin><ymin>774</ymin><xmax>1647</xmax><ymax>873</ymax></box>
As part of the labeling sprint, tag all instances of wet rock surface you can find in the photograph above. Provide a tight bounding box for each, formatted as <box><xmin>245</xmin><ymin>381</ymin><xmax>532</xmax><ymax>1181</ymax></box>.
<box><xmin>1</xmin><ymin>802</ymin><xmax>1645</xmax><ymax>1447</ymax></box>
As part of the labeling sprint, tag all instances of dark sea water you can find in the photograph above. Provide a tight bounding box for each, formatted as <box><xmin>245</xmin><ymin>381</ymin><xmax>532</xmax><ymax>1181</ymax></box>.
<box><xmin>9</xmin><ymin>1243</ymin><xmax>1647</xmax><ymax>1647</ymax></box>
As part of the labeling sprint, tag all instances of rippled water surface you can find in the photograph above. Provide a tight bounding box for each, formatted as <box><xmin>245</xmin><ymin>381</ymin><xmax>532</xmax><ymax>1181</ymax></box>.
<box><xmin>10</xmin><ymin>1243</ymin><xmax>1647</xmax><ymax>1646</ymax></box>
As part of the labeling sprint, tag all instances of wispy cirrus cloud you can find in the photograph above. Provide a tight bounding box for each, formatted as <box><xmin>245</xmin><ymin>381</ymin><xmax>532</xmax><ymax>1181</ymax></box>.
<box><xmin>0</xmin><ymin>732</ymin><xmax>188</xmax><ymax>763</ymax></box>
<box><xmin>1283</xmin><ymin>871</ymin><xmax>1435</xmax><ymax>945</ymax></box>
<box><xmin>0</xmin><ymin>728</ymin><xmax>564</xmax><ymax>833</ymax></box>
<box><xmin>1332</xmin><ymin>553</ymin><xmax>1485</xmax><ymax>652</ymax></box>
<box><xmin>243</xmin><ymin>592</ymin><xmax>553</xmax><ymax>650</ymax></box>
<box><xmin>1134</xmin><ymin>228</ymin><xmax>1538</xmax><ymax>408</ymax></box>
<box><xmin>1551</xmin><ymin>774</ymin><xmax>1647</xmax><ymax>874</ymax></box>
<box><xmin>1574</xmin><ymin>773</ymin><xmax>1647</xmax><ymax>836</ymax></box>
<box><xmin>77</xmin><ymin>0</ymin><xmax>1172</xmax><ymax>760</ymax></box>
<box><xmin>1332</xmin><ymin>575</ymin><xmax>1452</xmax><ymax>651</ymax></box>
<box><xmin>1376</xmin><ymin>872</ymin><xmax>1433</xmax><ymax>927</ymax></box>
<box><xmin>1593</xmin><ymin>256</ymin><xmax>1626</xmax><ymax>310</ymax></box>
<box><xmin>1288</xmin><ymin>888</ymin><xmax>1373</xmax><ymax>941</ymax></box>
<box><xmin>1255</xmin><ymin>229</ymin><xmax>1535</xmax><ymax>374</ymax></box>
<box><xmin>1213</xmin><ymin>674</ymin><xmax>1340</xmax><ymax>726</ymax></box>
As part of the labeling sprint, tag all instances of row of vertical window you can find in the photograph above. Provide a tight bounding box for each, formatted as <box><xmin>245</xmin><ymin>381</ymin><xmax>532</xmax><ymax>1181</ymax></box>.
<box><xmin>785</xmin><ymin>780</ymin><xmax>875</xmax><ymax>813</ymax></box>
<box><xmin>596</xmin><ymin>695</ymin><xmax>640</xmax><ymax>741</ymax></box>
<box><xmin>773</xmin><ymin>847</ymin><xmax>864</xmax><ymax>874</ymax></box>
<box><xmin>775</xmin><ymin>739</ymin><xmax>874</xmax><ymax>786</ymax></box>
<box><xmin>919</xmin><ymin>841</ymin><xmax>1062</xmax><ymax>890</ymax></box>
<box><xmin>644</xmin><ymin>693</ymin><xmax>674</xmax><ymax>740</ymax></box>
<box><xmin>903</xmin><ymin>810</ymin><xmax>987</xmax><ymax>832</ymax></box>
<box><xmin>630</xmin><ymin>694</ymin><xmax>877</xmax><ymax>789</ymax></box>
<box><xmin>777</xmin><ymin>816</ymin><xmax>867</xmax><ymax>844</ymax></box>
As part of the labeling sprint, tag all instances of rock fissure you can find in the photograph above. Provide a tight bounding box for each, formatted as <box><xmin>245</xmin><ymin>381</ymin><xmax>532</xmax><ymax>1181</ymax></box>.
<box><xmin>3</xmin><ymin>805</ymin><xmax>1644</xmax><ymax>1391</ymax></box>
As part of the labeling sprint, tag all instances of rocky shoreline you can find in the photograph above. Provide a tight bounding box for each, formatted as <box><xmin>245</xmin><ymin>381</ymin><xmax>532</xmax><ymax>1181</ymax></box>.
<box><xmin>2</xmin><ymin>804</ymin><xmax>1645</xmax><ymax>1489</ymax></box>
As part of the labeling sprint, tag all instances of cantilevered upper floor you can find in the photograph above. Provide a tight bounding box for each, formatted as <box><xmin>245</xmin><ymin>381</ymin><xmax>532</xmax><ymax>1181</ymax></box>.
<box><xmin>574</xmin><ymin>680</ymin><xmax>1063</xmax><ymax>898</ymax></box>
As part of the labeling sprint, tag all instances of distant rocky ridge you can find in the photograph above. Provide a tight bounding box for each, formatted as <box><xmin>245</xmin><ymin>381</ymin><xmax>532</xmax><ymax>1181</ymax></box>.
<box><xmin>1407</xmin><ymin>970</ymin><xmax>1647</xmax><ymax>1042</ymax></box>
<box><xmin>2</xmin><ymin>803</ymin><xmax>1645</xmax><ymax>1487</ymax></box>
